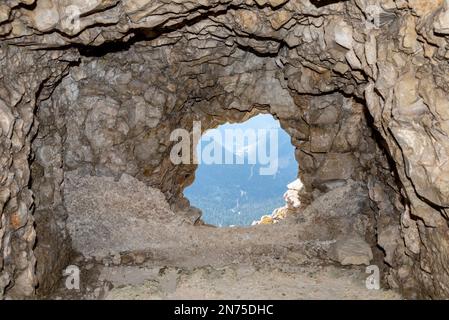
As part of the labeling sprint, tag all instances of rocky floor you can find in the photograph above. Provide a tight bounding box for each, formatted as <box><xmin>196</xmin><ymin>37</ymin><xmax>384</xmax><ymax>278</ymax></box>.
<box><xmin>45</xmin><ymin>172</ymin><xmax>402</xmax><ymax>300</ymax></box>
<box><xmin>48</xmin><ymin>256</ymin><xmax>401</xmax><ymax>300</ymax></box>
<box><xmin>104</xmin><ymin>265</ymin><xmax>401</xmax><ymax>300</ymax></box>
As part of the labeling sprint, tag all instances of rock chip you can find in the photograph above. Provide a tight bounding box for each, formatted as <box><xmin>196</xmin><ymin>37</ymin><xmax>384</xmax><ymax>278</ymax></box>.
<box><xmin>330</xmin><ymin>236</ymin><xmax>373</xmax><ymax>266</ymax></box>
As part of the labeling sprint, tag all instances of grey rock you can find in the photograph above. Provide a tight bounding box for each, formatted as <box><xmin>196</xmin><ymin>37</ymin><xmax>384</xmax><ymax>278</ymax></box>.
<box><xmin>330</xmin><ymin>236</ymin><xmax>373</xmax><ymax>266</ymax></box>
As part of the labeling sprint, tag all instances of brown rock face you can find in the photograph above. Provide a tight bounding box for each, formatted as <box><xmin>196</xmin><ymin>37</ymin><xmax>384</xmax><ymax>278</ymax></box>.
<box><xmin>1</xmin><ymin>0</ymin><xmax>449</xmax><ymax>299</ymax></box>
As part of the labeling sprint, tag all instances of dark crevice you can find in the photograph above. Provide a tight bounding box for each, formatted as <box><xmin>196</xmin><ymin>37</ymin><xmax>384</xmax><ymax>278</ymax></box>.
<box><xmin>76</xmin><ymin>6</ymin><xmax>233</xmax><ymax>57</ymax></box>
<box><xmin>33</xmin><ymin>4</ymin><xmax>289</xmax><ymax>59</ymax></box>
<box><xmin>310</xmin><ymin>0</ymin><xmax>349</xmax><ymax>8</ymax></box>
<box><xmin>362</xmin><ymin>103</ymin><xmax>404</xmax><ymax>198</ymax></box>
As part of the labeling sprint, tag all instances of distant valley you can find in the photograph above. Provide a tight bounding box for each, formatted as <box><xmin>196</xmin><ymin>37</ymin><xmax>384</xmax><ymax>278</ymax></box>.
<box><xmin>184</xmin><ymin>115</ymin><xmax>298</xmax><ymax>226</ymax></box>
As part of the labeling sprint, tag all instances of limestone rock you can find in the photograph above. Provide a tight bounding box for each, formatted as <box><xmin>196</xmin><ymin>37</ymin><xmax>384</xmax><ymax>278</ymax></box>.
<box><xmin>269</xmin><ymin>10</ymin><xmax>293</xmax><ymax>30</ymax></box>
<box><xmin>334</xmin><ymin>20</ymin><xmax>353</xmax><ymax>50</ymax></box>
<box><xmin>0</xmin><ymin>99</ymin><xmax>14</xmax><ymax>138</ymax></box>
<box><xmin>378</xmin><ymin>225</ymin><xmax>400</xmax><ymax>266</ymax></box>
<box><xmin>434</xmin><ymin>1</ymin><xmax>449</xmax><ymax>34</ymax></box>
<box><xmin>315</xmin><ymin>153</ymin><xmax>358</xmax><ymax>184</ymax></box>
<box><xmin>298</xmin><ymin>181</ymin><xmax>372</xmax><ymax>239</ymax></box>
<box><xmin>330</xmin><ymin>236</ymin><xmax>373</xmax><ymax>266</ymax></box>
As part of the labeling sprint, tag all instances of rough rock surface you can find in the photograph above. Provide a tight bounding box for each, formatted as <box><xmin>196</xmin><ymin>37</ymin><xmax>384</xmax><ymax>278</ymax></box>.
<box><xmin>0</xmin><ymin>0</ymin><xmax>449</xmax><ymax>299</ymax></box>
<box><xmin>330</xmin><ymin>236</ymin><xmax>374</xmax><ymax>266</ymax></box>
<box><xmin>102</xmin><ymin>265</ymin><xmax>400</xmax><ymax>300</ymax></box>
<box><xmin>59</xmin><ymin>172</ymin><xmax>393</xmax><ymax>300</ymax></box>
<box><xmin>64</xmin><ymin>171</ymin><xmax>362</xmax><ymax>264</ymax></box>
<box><xmin>59</xmin><ymin>264</ymin><xmax>400</xmax><ymax>300</ymax></box>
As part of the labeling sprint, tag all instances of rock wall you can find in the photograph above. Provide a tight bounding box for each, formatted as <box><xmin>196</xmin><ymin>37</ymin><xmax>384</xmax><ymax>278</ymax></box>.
<box><xmin>1</xmin><ymin>0</ymin><xmax>449</xmax><ymax>298</ymax></box>
<box><xmin>0</xmin><ymin>45</ymin><xmax>77</xmax><ymax>297</ymax></box>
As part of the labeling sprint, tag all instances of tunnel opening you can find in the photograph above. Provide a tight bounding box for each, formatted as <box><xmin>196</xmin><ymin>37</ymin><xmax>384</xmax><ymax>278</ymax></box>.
<box><xmin>184</xmin><ymin>114</ymin><xmax>299</xmax><ymax>227</ymax></box>
<box><xmin>28</xmin><ymin>59</ymin><xmax>388</xmax><ymax>298</ymax></box>
<box><xmin>16</xmin><ymin>36</ymin><xmax>401</xmax><ymax>299</ymax></box>
<box><xmin>25</xmin><ymin>46</ymin><xmax>394</xmax><ymax>298</ymax></box>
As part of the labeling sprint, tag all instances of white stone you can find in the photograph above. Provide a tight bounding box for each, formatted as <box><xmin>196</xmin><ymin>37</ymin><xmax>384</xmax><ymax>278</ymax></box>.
<box><xmin>434</xmin><ymin>1</ymin><xmax>449</xmax><ymax>34</ymax></box>
<box><xmin>0</xmin><ymin>4</ymin><xmax>10</xmax><ymax>23</ymax></box>
<box><xmin>345</xmin><ymin>49</ymin><xmax>362</xmax><ymax>70</ymax></box>
<box><xmin>334</xmin><ymin>21</ymin><xmax>353</xmax><ymax>50</ymax></box>
<box><xmin>32</xmin><ymin>0</ymin><xmax>60</xmax><ymax>32</ymax></box>
<box><xmin>0</xmin><ymin>99</ymin><xmax>14</xmax><ymax>138</ymax></box>
<box><xmin>287</xmin><ymin>179</ymin><xmax>303</xmax><ymax>191</ymax></box>
<box><xmin>365</xmin><ymin>34</ymin><xmax>377</xmax><ymax>65</ymax></box>
<box><xmin>284</xmin><ymin>189</ymin><xmax>301</xmax><ymax>208</ymax></box>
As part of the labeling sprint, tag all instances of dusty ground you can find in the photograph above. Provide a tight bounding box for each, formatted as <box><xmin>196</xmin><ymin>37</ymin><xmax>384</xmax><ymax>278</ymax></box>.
<box><xmin>104</xmin><ymin>265</ymin><xmax>400</xmax><ymax>300</ymax></box>
<box><xmin>49</xmin><ymin>172</ymin><xmax>401</xmax><ymax>300</ymax></box>
<box><xmin>49</xmin><ymin>259</ymin><xmax>400</xmax><ymax>300</ymax></box>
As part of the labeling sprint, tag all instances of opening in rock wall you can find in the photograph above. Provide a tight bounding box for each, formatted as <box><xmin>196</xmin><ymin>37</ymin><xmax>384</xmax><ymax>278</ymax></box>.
<box><xmin>184</xmin><ymin>114</ymin><xmax>298</xmax><ymax>227</ymax></box>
